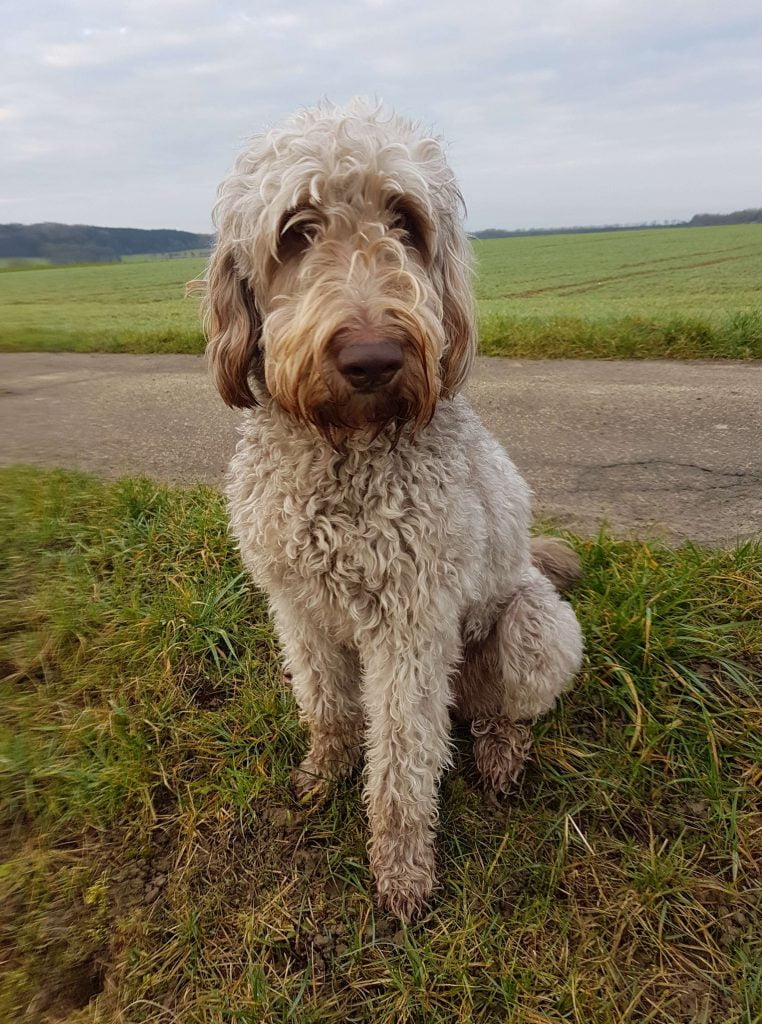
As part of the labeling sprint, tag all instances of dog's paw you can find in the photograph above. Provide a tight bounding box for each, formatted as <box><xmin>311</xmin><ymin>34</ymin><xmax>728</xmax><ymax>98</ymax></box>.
<box><xmin>292</xmin><ymin>759</ymin><xmax>329</xmax><ymax>803</ymax></box>
<box><xmin>371</xmin><ymin>842</ymin><xmax>437</xmax><ymax>922</ymax></box>
<box><xmin>472</xmin><ymin>717</ymin><xmax>531</xmax><ymax>794</ymax></box>
<box><xmin>293</xmin><ymin>741</ymin><xmax>360</xmax><ymax>802</ymax></box>
<box><xmin>374</xmin><ymin>868</ymin><xmax>435</xmax><ymax>922</ymax></box>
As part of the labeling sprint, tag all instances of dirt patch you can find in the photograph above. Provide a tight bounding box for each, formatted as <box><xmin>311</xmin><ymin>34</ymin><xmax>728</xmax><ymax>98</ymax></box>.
<box><xmin>28</xmin><ymin>961</ymin><xmax>105</xmax><ymax>1023</ymax></box>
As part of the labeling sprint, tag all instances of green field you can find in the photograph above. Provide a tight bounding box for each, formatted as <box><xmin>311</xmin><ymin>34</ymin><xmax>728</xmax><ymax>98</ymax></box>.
<box><xmin>0</xmin><ymin>256</ymin><xmax>206</xmax><ymax>354</ymax></box>
<box><xmin>1</xmin><ymin>468</ymin><xmax>760</xmax><ymax>1022</ymax></box>
<box><xmin>0</xmin><ymin>224</ymin><xmax>760</xmax><ymax>358</ymax></box>
<box><xmin>476</xmin><ymin>225</ymin><xmax>762</xmax><ymax>357</ymax></box>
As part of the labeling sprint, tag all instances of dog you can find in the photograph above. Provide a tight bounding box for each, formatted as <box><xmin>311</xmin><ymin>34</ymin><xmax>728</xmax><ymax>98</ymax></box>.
<box><xmin>204</xmin><ymin>100</ymin><xmax>583</xmax><ymax>920</ymax></box>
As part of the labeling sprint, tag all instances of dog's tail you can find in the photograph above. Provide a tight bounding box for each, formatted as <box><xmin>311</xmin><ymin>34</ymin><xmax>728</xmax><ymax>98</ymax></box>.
<box><xmin>530</xmin><ymin>536</ymin><xmax>582</xmax><ymax>593</ymax></box>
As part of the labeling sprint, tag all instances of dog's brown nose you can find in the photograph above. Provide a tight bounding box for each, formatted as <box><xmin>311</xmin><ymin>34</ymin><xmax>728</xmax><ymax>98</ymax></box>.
<box><xmin>336</xmin><ymin>340</ymin><xmax>403</xmax><ymax>390</ymax></box>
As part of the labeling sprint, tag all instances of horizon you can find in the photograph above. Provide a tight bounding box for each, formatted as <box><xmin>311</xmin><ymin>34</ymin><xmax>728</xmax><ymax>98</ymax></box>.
<box><xmin>2</xmin><ymin>199</ymin><xmax>760</xmax><ymax>243</ymax></box>
<box><xmin>4</xmin><ymin>204</ymin><xmax>760</xmax><ymax>240</ymax></box>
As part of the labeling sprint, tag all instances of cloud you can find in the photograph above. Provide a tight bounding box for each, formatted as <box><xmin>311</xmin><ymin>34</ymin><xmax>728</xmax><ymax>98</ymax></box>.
<box><xmin>1</xmin><ymin>0</ymin><xmax>760</xmax><ymax>230</ymax></box>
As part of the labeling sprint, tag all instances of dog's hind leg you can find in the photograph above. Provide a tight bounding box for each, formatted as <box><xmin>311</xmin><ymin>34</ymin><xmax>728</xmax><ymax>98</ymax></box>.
<box><xmin>271</xmin><ymin>598</ymin><xmax>364</xmax><ymax>800</ymax></box>
<box><xmin>456</xmin><ymin>566</ymin><xmax>583</xmax><ymax>793</ymax></box>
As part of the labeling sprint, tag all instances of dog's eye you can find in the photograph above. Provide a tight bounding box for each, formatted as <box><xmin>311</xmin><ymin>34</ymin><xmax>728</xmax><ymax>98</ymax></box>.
<box><xmin>277</xmin><ymin>209</ymin><xmax>317</xmax><ymax>258</ymax></box>
<box><xmin>391</xmin><ymin>205</ymin><xmax>426</xmax><ymax>254</ymax></box>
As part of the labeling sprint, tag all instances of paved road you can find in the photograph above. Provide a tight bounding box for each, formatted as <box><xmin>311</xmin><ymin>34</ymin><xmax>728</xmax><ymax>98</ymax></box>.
<box><xmin>1</xmin><ymin>353</ymin><xmax>760</xmax><ymax>543</ymax></box>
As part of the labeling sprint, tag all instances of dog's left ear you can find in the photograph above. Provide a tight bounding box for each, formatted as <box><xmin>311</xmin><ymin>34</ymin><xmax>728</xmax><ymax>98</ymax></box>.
<box><xmin>438</xmin><ymin>214</ymin><xmax>477</xmax><ymax>397</ymax></box>
<box><xmin>203</xmin><ymin>242</ymin><xmax>263</xmax><ymax>408</ymax></box>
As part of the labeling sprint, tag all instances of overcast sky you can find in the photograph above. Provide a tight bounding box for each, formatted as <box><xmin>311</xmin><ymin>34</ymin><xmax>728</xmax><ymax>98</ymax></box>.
<box><xmin>2</xmin><ymin>0</ymin><xmax>761</xmax><ymax>232</ymax></box>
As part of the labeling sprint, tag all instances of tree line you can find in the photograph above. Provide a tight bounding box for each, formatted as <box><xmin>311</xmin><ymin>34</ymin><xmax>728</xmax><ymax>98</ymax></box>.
<box><xmin>0</xmin><ymin>223</ymin><xmax>213</xmax><ymax>264</ymax></box>
<box><xmin>1</xmin><ymin>208</ymin><xmax>759</xmax><ymax>264</ymax></box>
<box><xmin>471</xmin><ymin>208</ymin><xmax>761</xmax><ymax>239</ymax></box>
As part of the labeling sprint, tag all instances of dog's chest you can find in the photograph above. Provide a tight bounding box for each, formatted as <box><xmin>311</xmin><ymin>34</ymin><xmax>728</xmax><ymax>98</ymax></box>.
<box><xmin>228</xmin><ymin>429</ymin><xmax>457</xmax><ymax>622</ymax></box>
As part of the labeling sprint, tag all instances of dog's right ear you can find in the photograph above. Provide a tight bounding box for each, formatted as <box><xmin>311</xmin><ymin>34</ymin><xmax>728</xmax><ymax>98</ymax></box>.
<box><xmin>203</xmin><ymin>243</ymin><xmax>262</xmax><ymax>408</ymax></box>
<box><xmin>437</xmin><ymin>209</ymin><xmax>477</xmax><ymax>398</ymax></box>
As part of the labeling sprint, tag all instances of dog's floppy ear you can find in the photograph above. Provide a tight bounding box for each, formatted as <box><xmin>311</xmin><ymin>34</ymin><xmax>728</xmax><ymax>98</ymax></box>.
<box><xmin>204</xmin><ymin>242</ymin><xmax>262</xmax><ymax>408</ymax></box>
<box><xmin>438</xmin><ymin>213</ymin><xmax>477</xmax><ymax>397</ymax></box>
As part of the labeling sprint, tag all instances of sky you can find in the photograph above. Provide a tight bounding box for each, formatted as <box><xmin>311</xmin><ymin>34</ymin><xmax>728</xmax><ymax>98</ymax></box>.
<box><xmin>1</xmin><ymin>0</ymin><xmax>761</xmax><ymax>233</ymax></box>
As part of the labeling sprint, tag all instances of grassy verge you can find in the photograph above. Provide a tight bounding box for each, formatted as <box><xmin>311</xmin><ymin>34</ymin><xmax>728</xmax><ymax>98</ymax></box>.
<box><xmin>0</xmin><ymin>326</ymin><xmax>207</xmax><ymax>355</ymax></box>
<box><xmin>3</xmin><ymin>313</ymin><xmax>760</xmax><ymax>360</ymax></box>
<box><xmin>1</xmin><ymin>468</ymin><xmax>760</xmax><ymax>1023</ymax></box>
<box><xmin>478</xmin><ymin>311</ymin><xmax>762</xmax><ymax>360</ymax></box>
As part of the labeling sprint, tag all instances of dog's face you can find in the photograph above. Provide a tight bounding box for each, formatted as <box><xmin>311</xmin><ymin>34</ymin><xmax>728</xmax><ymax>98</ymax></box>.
<box><xmin>205</xmin><ymin>102</ymin><xmax>476</xmax><ymax>442</ymax></box>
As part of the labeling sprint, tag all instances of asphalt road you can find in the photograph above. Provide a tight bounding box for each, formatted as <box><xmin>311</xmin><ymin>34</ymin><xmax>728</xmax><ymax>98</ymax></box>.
<box><xmin>1</xmin><ymin>353</ymin><xmax>760</xmax><ymax>544</ymax></box>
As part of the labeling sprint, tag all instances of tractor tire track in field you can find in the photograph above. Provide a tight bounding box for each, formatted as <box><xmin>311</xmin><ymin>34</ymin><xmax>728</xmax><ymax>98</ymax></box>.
<box><xmin>618</xmin><ymin>241</ymin><xmax>761</xmax><ymax>270</ymax></box>
<box><xmin>504</xmin><ymin>250</ymin><xmax>758</xmax><ymax>300</ymax></box>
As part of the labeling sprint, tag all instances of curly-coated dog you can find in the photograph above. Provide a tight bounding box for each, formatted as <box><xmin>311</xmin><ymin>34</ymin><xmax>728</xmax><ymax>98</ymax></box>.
<box><xmin>204</xmin><ymin>100</ymin><xmax>583</xmax><ymax>920</ymax></box>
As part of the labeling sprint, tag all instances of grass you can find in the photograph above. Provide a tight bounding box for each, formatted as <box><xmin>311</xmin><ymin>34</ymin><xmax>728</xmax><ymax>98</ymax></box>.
<box><xmin>1</xmin><ymin>224</ymin><xmax>761</xmax><ymax>358</ymax></box>
<box><xmin>1</xmin><ymin>466</ymin><xmax>760</xmax><ymax>1023</ymax></box>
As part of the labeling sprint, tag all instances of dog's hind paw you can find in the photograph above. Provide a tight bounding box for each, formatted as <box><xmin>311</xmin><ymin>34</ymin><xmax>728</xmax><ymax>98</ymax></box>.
<box><xmin>472</xmin><ymin>717</ymin><xmax>531</xmax><ymax>794</ymax></box>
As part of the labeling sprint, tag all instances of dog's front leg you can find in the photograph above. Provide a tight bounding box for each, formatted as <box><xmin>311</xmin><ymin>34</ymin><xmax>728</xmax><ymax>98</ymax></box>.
<box><xmin>360</xmin><ymin>623</ymin><xmax>458</xmax><ymax>920</ymax></box>
<box><xmin>270</xmin><ymin>595</ymin><xmax>364</xmax><ymax>800</ymax></box>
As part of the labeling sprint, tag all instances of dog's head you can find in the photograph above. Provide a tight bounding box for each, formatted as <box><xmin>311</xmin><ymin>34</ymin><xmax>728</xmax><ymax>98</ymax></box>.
<box><xmin>204</xmin><ymin>100</ymin><xmax>475</xmax><ymax>443</ymax></box>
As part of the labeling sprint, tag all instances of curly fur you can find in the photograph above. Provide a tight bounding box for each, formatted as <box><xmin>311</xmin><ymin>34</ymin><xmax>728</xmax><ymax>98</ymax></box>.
<box><xmin>205</xmin><ymin>100</ymin><xmax>584</xmax><ymax>920</ymax></box>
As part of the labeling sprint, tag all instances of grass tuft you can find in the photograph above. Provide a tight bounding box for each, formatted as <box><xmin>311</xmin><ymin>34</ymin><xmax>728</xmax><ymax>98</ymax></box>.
<box><xmin>1</xmin><ymin>468</ymin><xmax>760</xmax><ymax>1022</ymax></box>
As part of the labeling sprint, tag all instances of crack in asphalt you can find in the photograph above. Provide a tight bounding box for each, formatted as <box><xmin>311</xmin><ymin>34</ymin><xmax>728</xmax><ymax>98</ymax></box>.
<box><xmin>576</xmin><ymin>458</ymin><xmax>760</xmax><ymax>493</ymax></box>
<box><xmin>595</xmin><ymin>459</ymin><xmax>756</xmax><ymax>480</ymax></box>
